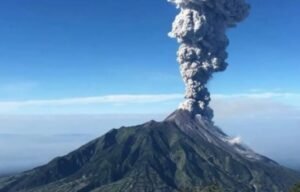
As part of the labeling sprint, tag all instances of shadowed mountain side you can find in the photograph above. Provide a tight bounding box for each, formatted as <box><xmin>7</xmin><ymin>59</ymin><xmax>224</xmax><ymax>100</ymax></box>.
<box><xmin>290</xmin><ymin>182</ymin><xmax>300</xmax><ymax>192</ymax></box>
<box><xmin>0</xmin><ymin>110</ymin><xmax>299</xmax><ymax>192</ymax></box>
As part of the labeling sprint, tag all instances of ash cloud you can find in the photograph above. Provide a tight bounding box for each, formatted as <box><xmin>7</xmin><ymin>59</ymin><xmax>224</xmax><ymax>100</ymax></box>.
<box><xmin>168</xmin><ymin>0</ymin><xmax>250</xmax><ymax>121</ymax></box>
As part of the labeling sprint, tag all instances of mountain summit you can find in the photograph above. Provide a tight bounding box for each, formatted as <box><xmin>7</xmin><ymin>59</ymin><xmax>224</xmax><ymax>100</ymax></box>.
<box><xmin>0</xmin><ymin>110</ymin><xmax>299</xmax><ymax>192</ymax></box>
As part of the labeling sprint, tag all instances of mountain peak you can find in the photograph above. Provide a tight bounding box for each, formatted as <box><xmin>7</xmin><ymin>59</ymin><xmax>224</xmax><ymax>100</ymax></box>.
<box><xmin>165</xmin><ymin>109</ymin><xmax>224</xmax><ymax>136</ymax></box>
<box><xmin>165</xmin><ymin>110</ymin><xmax>264</xmax><ymax>162</ymax></box>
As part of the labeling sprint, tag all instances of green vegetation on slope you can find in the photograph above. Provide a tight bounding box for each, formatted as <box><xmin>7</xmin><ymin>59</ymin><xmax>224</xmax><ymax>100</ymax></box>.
<box><xmin>290</xmin><ymin>183</ymin><xmax>300</xmax><ymax>192</ymax></box>
<box><xmin>181</xmin><ymin>185</ymin><xmax>222</xmax><ymax>192</ymax></box>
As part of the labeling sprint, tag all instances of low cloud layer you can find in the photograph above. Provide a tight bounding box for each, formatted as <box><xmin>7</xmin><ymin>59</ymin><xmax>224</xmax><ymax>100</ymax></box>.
<box><xmin>0</xmin><ymin>94</ymin><xmax>182</xmax><ymax>114</ymax></box>
<box><xmin>0</xmin><ymin>92</ymin><xmax>299</xmax><ymax>116</ymax></box>
<box><xmin>0</xmin><ymin>91</ymin><xmax>299</xmax><ymax>174</ymax></box>
<box><xmin>212</xmin><ymin>92</ymin><xmax>300</xmax><ymax>120</ymax></box>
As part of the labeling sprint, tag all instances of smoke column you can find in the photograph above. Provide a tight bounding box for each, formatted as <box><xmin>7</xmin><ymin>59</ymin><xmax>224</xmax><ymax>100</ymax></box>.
<box><xmin>168</xmin><ymin>0</ymin><xmax>250</xmax><ymax>121</ymax></box>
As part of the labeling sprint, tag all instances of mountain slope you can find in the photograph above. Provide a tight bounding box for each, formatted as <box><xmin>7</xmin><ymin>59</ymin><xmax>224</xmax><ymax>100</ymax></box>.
<box><xmin>0</xmin><ymin>110</ymin><xmax>299</xmax><ymax>192</ymax></box>
<box><xmin>290</xmin><ymin>183</ymin><xmax>300</xmax><ymax>192</ymax></box>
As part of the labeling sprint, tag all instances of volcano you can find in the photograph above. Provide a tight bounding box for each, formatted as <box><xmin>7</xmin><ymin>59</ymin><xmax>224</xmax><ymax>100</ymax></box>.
<box><xmin>0</xmin><ymin>110</ymin><xmax>299</xmax><ymax>192</ymax></box>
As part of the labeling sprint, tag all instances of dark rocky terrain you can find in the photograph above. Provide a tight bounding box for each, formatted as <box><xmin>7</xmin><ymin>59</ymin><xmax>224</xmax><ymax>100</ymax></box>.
<box><xmin>0</xmin><ymin>110</ymin><xmax>299</xmax><ymax>192</ymax></box>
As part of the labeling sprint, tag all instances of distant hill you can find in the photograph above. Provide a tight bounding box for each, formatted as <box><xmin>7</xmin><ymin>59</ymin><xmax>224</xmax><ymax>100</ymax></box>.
<box><xmin>0</xmin><ymin>110</ymin><xmax>299</xmax><ymax>192</ymax></box>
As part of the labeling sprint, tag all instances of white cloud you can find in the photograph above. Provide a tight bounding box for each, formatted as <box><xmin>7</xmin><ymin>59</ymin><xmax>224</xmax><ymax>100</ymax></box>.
<box><xmin>0</xmin><ymin>91</ymin><xmax>299</xmax><ymax>116</ymax></box>
<box><xmin>1</xmin><ymin>94</ymin><xmax>182</xmax><ymax>105</ymax></box>
<box><xmin>213</xmin><ymin>92</ymin><xmax>300</xmax><ymax>99</ymax></box>
<box><xmin>211</xmin><ymin>92</ymin><xmax>300</xmax><ymax>120</ymax></box>
<box><xmin>0</xmin><ymin>94</ymin><xmax>182</xmax><ymax>113</ymax></box>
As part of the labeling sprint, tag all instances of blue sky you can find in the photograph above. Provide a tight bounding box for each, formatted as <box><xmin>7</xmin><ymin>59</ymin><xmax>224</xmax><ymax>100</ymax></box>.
<box><xmin>0</xmin><ymin>0</ymin><xmax>300</xmax><ymax>174</ymax></box>
<box><xmin>0</xmin><ymin>0</ymin><xmax>300</xmax><ymax>104</ymax></box>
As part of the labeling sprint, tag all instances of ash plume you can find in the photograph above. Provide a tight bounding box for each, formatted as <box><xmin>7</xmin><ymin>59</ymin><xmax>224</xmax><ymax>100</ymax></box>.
<box><xmin>168</xmin><ymin>0</ymin><xmax>250</xmax><ymax>121</ymax></box>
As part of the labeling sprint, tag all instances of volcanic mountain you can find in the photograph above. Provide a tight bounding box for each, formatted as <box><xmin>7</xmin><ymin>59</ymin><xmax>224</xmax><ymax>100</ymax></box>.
<box><xmin>0</xmin><ymin>110</ymin><xmax>299</xmax><ymax>192</ymax></box>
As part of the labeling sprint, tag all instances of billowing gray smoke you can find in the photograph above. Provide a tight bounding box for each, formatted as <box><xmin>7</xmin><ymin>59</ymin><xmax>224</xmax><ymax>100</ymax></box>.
<box><xmin>168</xmin><ymin>0</ymin><xmax>250</xmax><ymax>121</ymax></box>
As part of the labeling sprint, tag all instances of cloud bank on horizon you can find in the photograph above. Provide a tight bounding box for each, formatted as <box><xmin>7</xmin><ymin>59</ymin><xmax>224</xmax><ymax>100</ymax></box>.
<box><xmin>0</xmin><ymin>92</ymin><xmax>300</xmax><ymax>174</ymax></box>
<box><xmin>168</xmin><ymin>0</ymin><xmax>250</xmax><ymax>121</ymax></box>
<box><xmin>0</xmin><ymin>92</ymin><xmax>299</xmax><ymax>120</ymax></box>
